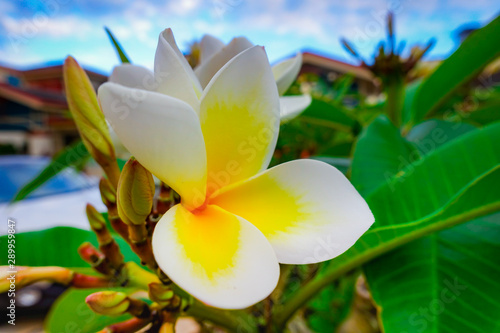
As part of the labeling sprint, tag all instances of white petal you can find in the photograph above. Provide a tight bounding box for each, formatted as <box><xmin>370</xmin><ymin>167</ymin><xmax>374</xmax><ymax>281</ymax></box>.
<box><xmin>211</xmin><ymin>159</ymin><xmax>375</xmax><ymax>264</ymax></box>
<box><xmin>152</xmin><ymin>204</ymin><xmax>279</xmax><ymax>309</ymax></box>
<box><xmin>109</xmin><ymin>64</ymin><xmax>155</xmax><ymax>91</ymax></box>
<box><xmin>194</xmin><ymin>37</ymin><xmax>253</xmax><ymax>88</ymax></box>
<box><xmin>154</xmin><ymin>29</ymin><xmax>202</xmax><ymax>111</ymax></box>
<box><xmin>98</xmin><ymin>82</ymin><xmax>207</xmax><ymax>209</ymax></box>
<box><xmin>272</xmin><ymin>53</ymin><xmax>302</xmax><ymax>95</ymax></box>
<box><xmin>199</xmin><ymin>34</ymin><xmax>225</xmax><ymax>64</ymax></box>
<box><xmin>279</xmin><ymin>95</ymin><xmax>312</xmax><ymax>122</ymax></box>
<box><xmin>199</xmin><ymin>46</ymin><xmax>280</xmax><ymax>194</ymax></box>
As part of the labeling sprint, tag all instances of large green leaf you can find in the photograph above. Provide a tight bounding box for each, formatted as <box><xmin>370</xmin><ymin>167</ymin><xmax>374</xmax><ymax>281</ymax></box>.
<box><xmin>274</xmin><ymin>122</ymin><xmax>500</xmax><ymax>327</ymax></box>
<box><xmin>12</xmin><ymin>141</ymin><xmax>89</xmax><ymax>202</ymax></box>
<box><xmin>0</xmin><ymin>227</ymin><xmax>139</xmax><ymax>267</ymax></box>
<box><xmin>361</xmin><ymin>119</ymin><xmax>500</xmax><ymax>332</ymax></box>
<box><xmin>351</xmin><ymin>115</ymin><xmax>419</xmax><ymax>197</ymax></box>
<box><xmin>465</xmin><ymin>100</ymin><xmax>500</xmax><ymax>126</ymax></box>
<box><xmin>365</xmin><ymin>213</ymin><xmax>500</xmax><ymax>333</ymax></box>
<box><xmin>411</xmin><ymin>15</ymin><xmax>500</xmax><ymax>124</ymax></box>
<box><xmin>406</xmin><ymin>119</ymin><xmax>476</xmax><ymax>155</ymax></box>
<box><xmin>299</xmin><ymin>98</ymin><xmax>359</xmax><ymax>133</ymax></box>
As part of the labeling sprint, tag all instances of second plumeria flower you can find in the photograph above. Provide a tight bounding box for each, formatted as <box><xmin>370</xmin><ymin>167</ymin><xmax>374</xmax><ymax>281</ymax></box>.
<box><xmin>99</xmin><ymin>29</ymin><xmax>373</xmax><ymax>310</ymax></box>
<box><xmin>108</xmin><ymin>29</ymin><xmax>310</xmax><ymax>122</ymax></box>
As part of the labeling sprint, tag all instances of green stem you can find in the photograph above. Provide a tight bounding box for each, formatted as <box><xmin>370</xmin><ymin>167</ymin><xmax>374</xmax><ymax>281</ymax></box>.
<box><xmin>187</xmin><ymin>302</ymin><xmax>256</xmax><ymax>332</ymax></box>
<box><xmin>273</xmin><ymin>201</ymin><xmax>500</xmax><ymax>329</ymax></box>
<box><xmin>385</xmin><ymin>74</ymin><xmax>405</xmax><ymax>127</ymax></box>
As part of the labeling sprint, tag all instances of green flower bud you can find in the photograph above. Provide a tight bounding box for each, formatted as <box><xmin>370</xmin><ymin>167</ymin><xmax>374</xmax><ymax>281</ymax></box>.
<box><xmin>99</xmin><ymin>177</ymin><xmax>116</xmax><ymax>205</ymax></box>
<box><xmin>86</xmin><ymin>204</ymin><xmax>106</xmax><ymax>231</ymax></box>
<box><xmin>117</xmin><ymin>157</ymin><xmax>155</xmax><ymax>225</ymax></box>
<box><xmin>63</xmin><ymin>56</ymin><xmax>120</xmax><ymax>187</ymax></box>
<box><xmin>86</xmin><ymin>291</ymin><xmax>130</xmax><ymax>316</ymax></box>
<box><xmin>148</xmin><ymin>283</ymin><xmax>174</xmax><ymax>304</ymax></box>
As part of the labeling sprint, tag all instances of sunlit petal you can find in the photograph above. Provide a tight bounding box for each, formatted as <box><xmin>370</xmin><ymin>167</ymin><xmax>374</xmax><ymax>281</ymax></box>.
<box><xmin>272</xmin><ymin>53</ymin><xmax>302</xmax><ymax>95</ymax></box>
<box><xmin>194</xmin><ymin>37</ymin><xmax>253</xmax><ymax>88</ymax></box>
<box><xmin>152</xmin><ymin>204</ymin><xmax>279</xmax><ymax>309</ymax></box>
<box><xmin>200</xmin><ymin>46</ymin><xmax>280</xmax><ymax>195</ymax></box>
<box><xmin>279</xmin><ymin>95</ymin><xmax>312</xmax><ymax>122</ymax></box>
<box><xmin>154</xmin><ymin>29</ymin><xmax>202</xmax><ymax>111</ymax></box>
<box><xmin>98</xmin><ymin>82</ymin><xmax>207</xmax><ymax>209</ymax></box>
<box><xmin>211</xmin><ymin>159</ymin><xmax>375</xmax><ymax>264</ymax></box>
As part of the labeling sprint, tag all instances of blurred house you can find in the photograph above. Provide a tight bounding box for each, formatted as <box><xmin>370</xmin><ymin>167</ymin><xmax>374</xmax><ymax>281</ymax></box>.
<box><xmin>0</xmin><ymin>63</ymin><xmax>106</xmax><ymax>156</ymax></box>
<box><xmin>299</xmin><ymin>51</ymin><xmax>378</xmax><ymax>95</ymax></box>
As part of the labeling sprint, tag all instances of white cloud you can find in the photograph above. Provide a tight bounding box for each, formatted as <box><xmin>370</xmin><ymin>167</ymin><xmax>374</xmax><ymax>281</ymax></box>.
<box><xmin>0</xmin><ymin>14</ymin><xmax>93</xmax><ymax>39</ymax></box>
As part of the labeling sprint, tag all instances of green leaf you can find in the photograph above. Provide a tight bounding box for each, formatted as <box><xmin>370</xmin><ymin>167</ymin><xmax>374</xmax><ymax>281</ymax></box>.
<box><xmin>0</xmin><ymin>227</ymin><xmax>139</xmax><ymax>267</ymax></box>
<box><xmin>465</xmin><ymin>100</ymin><xmax>500</xmax><ymax>126</ymax></box>
<box><xmin>365</xmin><ymin>213</ymin><xmax>500</xmax><ymax>333</ymax></box>
<box><xmin>362</xmin><ymin>120</ymin><xmax>500</xmax><ymax>333</ymax></box>
<box><xmin>299</xmin><ymin>98</ymin><xmax>359</xmax><ymax>133</ymax></box>
<box><xmin>45</xmin><ymin>287</ymin><xmax>135</xmax><ymax>332</ymax></box>
<box><xmin>351</xmin><ymin>115</ymin><xmax>419</xmax><ymax>197</ymax></box>
<box><xmin>331</xmin><ymin>74</ymin><xmax>355</xmax><ymax>104</ymax></box>
<box><xmin>411</xmin><ymin>15</ymin><xmax>500</xmax><ymax>124</ymax></box>
<box><xmin>105</xmin><ymin>27</ymin><xmax>131</xmax><ymax>63</ymax></box>
<box><xmin>12</xmin><ymin>141</ymin><xmax>89</xmax><ymax>202</ymax></box>
<box><xmin>406</xmin><ymin>119</ymin><xmax>476</xmax><ymax>155</ymax></box>
<box><xmin>307</xmin><ymin>270</ymin><xmax>357</xmax><ymax>332</ymax></box>
<box><xmin>274</xmin><ymin>122</ymin><xmax>500</xmax><ymax>327</ymax></box>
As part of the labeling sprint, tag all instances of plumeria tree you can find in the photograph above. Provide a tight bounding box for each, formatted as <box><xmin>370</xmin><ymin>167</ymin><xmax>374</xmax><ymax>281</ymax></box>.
<box><xmin>2</xmin><ymin>13</ymin><xmax>500</xmax><ymax>333</ymax></box>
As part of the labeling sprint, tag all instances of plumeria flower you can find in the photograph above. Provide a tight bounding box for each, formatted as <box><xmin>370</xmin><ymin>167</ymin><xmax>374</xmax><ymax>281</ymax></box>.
<box><xmin>98</xmin><ymin>29</ymin><xmax>374</xmax><ymax>309</ymax></box>
<box><xmin>195</xmin><ymin>33</ymin><xmax>312</xmax><ymax>122</ymax></box>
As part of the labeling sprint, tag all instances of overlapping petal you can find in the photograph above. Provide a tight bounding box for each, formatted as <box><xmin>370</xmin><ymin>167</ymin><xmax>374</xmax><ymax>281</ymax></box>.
<box><xmin>98</xmin><ymin>82</ymin><xmax>207</xmax><ymax>208</ymax></box>
<box><xmin>194</xmin><ymin>37</ymin><xmax>253</xmax><ymax>89</ymax></box>
<box><xmin>152</xmin><ymin>204</ymin><xmax>279</xmax><ymax>309</ymax></box>
<box><xmin>199</xmin><ymin>46</ymin><xmax>280</xmax><ymax>195</ymax></box>
<box><xmin>199</xmin><ymin>34</ymin><xmax>225</xmax><ymax>64</ymax></box>
<box><xmin>211</xmin><ymin>159</ymin><xmax>375</xmax><ymax>264</ymax></box>
<box><xmin>279</xmin><ymin>95</ymin><xmax>312</xmax><ymax>122</ymax></box>
<box><xmin>272</xmin><ymin>53</ymin><xmax>303</xmax><ymax>95</ymax></box>
<box><xmin>154</xmin><ymin>29</ymin><xmax>202</xmax><ymax>111</ymax></box>
<box><xmin>109</xmin><ymin>64</ymin><xmax>155</xmax><ymax>90</ymax></box>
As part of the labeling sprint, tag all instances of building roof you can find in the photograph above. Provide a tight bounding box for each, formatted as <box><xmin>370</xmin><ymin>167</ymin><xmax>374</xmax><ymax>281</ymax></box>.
<box><xmin>0</xmin><ymin>83</ymin><xmax>67</xmax><ymax>112</ymax></box>
<box><xmin>0</xmin><ymin>63</ymin><xmax>107</xmax><ymax>113</ymax></box>
<box><xmin>301</xmin><ymin>51</ymin><xmax>374</xmax><ymax>81</ymax></box>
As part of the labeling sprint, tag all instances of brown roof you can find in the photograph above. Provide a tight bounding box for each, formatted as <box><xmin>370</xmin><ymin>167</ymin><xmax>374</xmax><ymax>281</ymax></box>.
<box><xmin>302</xmin><ymin>52</ymin><xmax>374</xmax><ymax>81</ymax></box>
<box><xmin>21</xmin><ymin>64</ymin><xmax>107</xmax><ymax>82</ymax></box>
<box><xmin>0</xmin><ymin>83</ymin><xmax>67</xmax><ymax>112</ymax></box>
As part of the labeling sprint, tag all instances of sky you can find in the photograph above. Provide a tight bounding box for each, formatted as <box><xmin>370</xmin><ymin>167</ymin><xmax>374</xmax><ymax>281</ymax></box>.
<box><xmin>0</xmin><ymin>0</ymin><xmax>499</xmax><ymax>74</ymax></box>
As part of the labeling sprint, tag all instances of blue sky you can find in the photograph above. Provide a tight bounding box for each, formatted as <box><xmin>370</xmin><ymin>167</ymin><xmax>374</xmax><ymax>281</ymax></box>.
<box><xmin>0</xmin><ymin>0</ymin><xmax>499</xmax><ymax>74</ymax></box>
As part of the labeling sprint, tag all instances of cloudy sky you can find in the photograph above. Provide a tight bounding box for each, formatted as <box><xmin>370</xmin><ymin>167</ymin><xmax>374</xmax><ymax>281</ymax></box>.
<box><xmin>0</xmin><ymin>0</ymin><xmax>498</xmax><ymax>74</ymax></box>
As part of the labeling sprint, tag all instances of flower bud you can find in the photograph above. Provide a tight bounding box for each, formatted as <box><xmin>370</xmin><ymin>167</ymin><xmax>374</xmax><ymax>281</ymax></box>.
<box><xmin>63</xmin><ymin>56</ymin><xmax>120</xmax><ymax>187</ymax></box>
<box><xmin>86</xmin><ymin>291</ymin><xmax>130</xmax><ymax>316</ymax></box>
<box><xmin>86</xmin><ymin>204</ymin><xmax>106</xmax><ymax>231</ymax></box>
<box><xmin>99</xmin><ymin>177</ymin><xmax>116</xmax><ymax>205</ymax></box>
<box><xmin>117</xmin><ymin>157</ymin><xmax>155</xmax><ymax>225</ymax></box>
<box><xmin>148</xmin><ymin>283</ymin><xmax>174</xmax><ymax>304</ymax></box>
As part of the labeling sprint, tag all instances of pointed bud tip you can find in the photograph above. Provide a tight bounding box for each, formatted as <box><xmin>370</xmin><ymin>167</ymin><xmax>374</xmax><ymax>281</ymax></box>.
<box><xmin>86</xmin><ymin>204</ymin><xmax>106</xmax><ymax>230</ymax></box>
